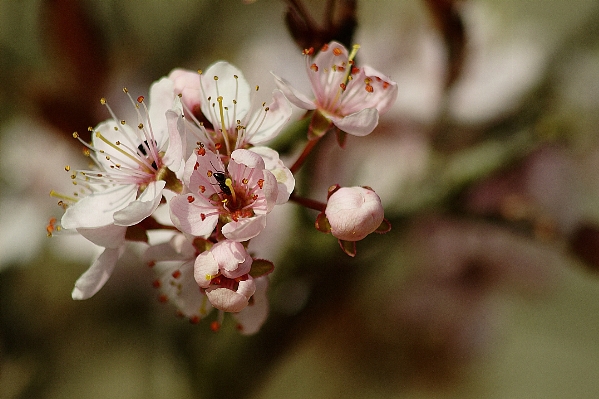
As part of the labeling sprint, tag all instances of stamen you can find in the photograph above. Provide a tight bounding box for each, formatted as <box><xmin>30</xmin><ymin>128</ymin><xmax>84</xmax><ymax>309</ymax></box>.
<box><xmin>181</xmin><ymin>101</ymin><xmax>215</xmax><ymax>147</ymax></box>
<box><xmin>95</xmin><ymin>131</ymin><xmax>147</xmax><ymax>168</ymax></box>
<box><xmin>217</xmin><ymin>96</ymin><xmax>231</xmax><ymax>155</ymax></box>
<box><xmin>123</xmin><ymin>90</ymin><xmax>160</xmax><ymax>164</ymax></box>
<box><xmin>49</xmin><ymin>190</ymin><xmax>78</xmax><ymax>203</ymax></box>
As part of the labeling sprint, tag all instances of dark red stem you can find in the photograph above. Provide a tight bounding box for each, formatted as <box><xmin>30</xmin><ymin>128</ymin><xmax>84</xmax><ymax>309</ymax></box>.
<box><xmin>290</xmin><ymin>137</ymin><xmax>321</xmax><ymax>175</ymax></box>
<box><xmin>289</xmin><ymin>193</ymin><xmax>327</xmax><ymax>212</ymax></box>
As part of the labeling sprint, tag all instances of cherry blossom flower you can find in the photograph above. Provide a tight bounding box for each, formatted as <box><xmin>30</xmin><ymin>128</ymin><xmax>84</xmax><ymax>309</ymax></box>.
<box><xmin>169</xmin><ymin>147</ymin><xmax>279</xmax><ymax>242</ymax></box>
<box><xmin>170</xmin><ymin>61</ymin><xmax>292</xmax><ymax>155</ymax></box>
<box><xmin>273</xmin><ymin>41</ymin><xmax>398</xmax><ymax>137</ymax></box>
<box><xmin>54</xmin><ymin>77</ymin><xmax>185</xmax><ymax>299</ymax></box>
<box><xmin>59</xmin><ymin>77</ymin><xmax>184</xmax><ymax>231</ymax></box>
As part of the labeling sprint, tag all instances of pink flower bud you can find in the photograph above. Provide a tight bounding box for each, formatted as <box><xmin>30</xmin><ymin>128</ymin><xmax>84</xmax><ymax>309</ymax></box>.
<box><xmin>325</xmin><ymin>186</ymin><xmax>384</xmax><ymax>241</ymax></box>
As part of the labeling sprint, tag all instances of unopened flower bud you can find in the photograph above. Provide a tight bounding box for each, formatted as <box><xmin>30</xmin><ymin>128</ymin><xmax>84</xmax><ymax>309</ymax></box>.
<box><xmin>325</xmin><ymin>186</ymin><xmax>384</xmax><ymax>241</ymax></box>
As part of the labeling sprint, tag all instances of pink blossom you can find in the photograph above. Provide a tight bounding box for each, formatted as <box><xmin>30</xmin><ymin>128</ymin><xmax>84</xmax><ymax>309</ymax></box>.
<box><xmin>169</xmin><ymin>147</ymin><xmax>279</xmax><ymax>241</ymax></box>
<box><xmin>325</xmin><ymin>186</ymin><xmax>385</xmax><ymax>241</ymax></box>
<box><xmin>273</xmin><ymin>41</ymin><xmax>398</xmax><ymax>136</ymax></box>
<box><xmin>145</xmin><ymin>234</ymin><xmax>270</xmax><ymax>331</ymax></box>
<box><xmin>249</xmin><ymin>146</ymin><xmax>295</xmax><ymax>204</ymax></box>
<box><xmin>170</xmin><ymin>61</ymin><xmax>292</xmax><ymax>154</ymax></box>
<box><xmin>194</xmin><ymin>240</ymin><xmax>255</xmax><ymax>312</ymax></box>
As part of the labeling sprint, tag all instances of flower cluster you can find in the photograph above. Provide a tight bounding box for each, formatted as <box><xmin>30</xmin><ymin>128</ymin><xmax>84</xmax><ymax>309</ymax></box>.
<box><xmin>49</xmin><ymin>42</ymin><xmax>397</xmax><ymax>334</ymax></box>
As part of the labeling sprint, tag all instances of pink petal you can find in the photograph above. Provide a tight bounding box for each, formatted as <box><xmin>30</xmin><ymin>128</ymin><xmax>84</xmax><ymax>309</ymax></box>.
<box><xmin>205</xmin><ymin>287</ymin><xmax>249</xmax><ymax>313</ymax></box>
<box><xmin>308</xmin><ymin>41</ymin><xmax>349</xmax><ymax>107</ymax></box>
<box><xmin>222</xmin><ymin>216</ymin><xmax>267</xmax><ymax>242</ymax></box>
<box><xmin>186</xmin><ymin>150</ymin><xmax>222</xmax><ymax>196</ymax></box>
<box><xmin>169</xmin><ymin>193</ymin><xmax>219</xmax><ymax>237</ymax></box>
<box><xmin>338</xmin><ymin>66</ymin><xmax>398</xmax><ymax>116</ymax></box>
<box><xmin>361</xmin><ymin>66</ymin><xmax>399</xmax><ymax>115</ymax></box>
<box><xmin>250</xmin><ymin>146</ymin><xmax>295</xmax><ymax>204</ymax></box>
<box><xmin>232</xmin><ymin>276</ymin><xmax>269</xmax><ymax>335</ymax></box>
<box><xmin>230</xmin><ymin>149</ymin><xmax>265</xmax><ymax>170</ymax></box>
<box><xmin>168</xmin><ymin>68</ymin><xmax>203</xmax><ymax>113</ymax></box>
<box><xmin>148</xmin><ymin>77</ymin><xmax>178</xmax><ymax>146</ymax></box>
<box><xmin>162</xmin><ymin>109</ymin><xmax>185</xmax><ymax>176</ymax></box>
<box><xmin>261</xmin><ymin>170</ymin><xmax>279</xmax><ymax>212</ymax></box>
<box><xmin>211</xmin><ymin>241</ymin><xmax>251</xmax><ymax>276</ymax></box>
<box><xmin>330</xmin><ymin>108</ymin><xmax>380</xmax><ymax>137</ymax></box>
<box><xmin>194</xmin><ymin>250</ymin><xmax>220</xmax><ymax>288</ymax></box>
<box><xmin>205</xmin><ymin>277</ymin><xmax>256</xmax><ymax>313</ymax></box>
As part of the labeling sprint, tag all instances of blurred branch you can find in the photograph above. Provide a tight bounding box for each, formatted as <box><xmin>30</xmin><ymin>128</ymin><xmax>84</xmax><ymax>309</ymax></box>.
<box><xmin>284</xmin><ymin>0</ymin><xmax>357</xmax><ymax>50</ymax></box>
<box><xmin>423</xmin><ymin>0</ymin><xmax>467</xmax><ymax>90</ymax></box>
<box><xmin>34</xmin><ymin>0</ymin><xmax>109</xmax><ymax>141</ymax></box>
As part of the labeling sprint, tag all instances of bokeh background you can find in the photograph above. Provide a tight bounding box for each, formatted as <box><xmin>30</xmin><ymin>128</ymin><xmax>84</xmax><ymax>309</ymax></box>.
<box><xmin>2</xmin><ymin>0</ymin><xmax>599</xmax><ymax>398</ymax></box>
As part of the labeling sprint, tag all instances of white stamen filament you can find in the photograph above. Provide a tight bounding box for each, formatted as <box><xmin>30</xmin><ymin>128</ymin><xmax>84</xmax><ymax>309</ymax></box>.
<box><xmin>217</xmin><ymin>96</ymin><xmax>232</xmax><ymax>155</ymax></box>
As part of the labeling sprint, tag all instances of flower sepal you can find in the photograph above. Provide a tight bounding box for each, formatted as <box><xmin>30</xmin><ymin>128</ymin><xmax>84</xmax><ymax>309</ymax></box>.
<box><xmin>159</xmin><ymin>165</ymin><xmax>184</xmax><ymax>194</ymax></box>
<box><xmin>249</xmin><ymin>259</ymin><xmax>275</xmax><ymax>278</ymax></box>
<box><xmin>375</xmin><ymin>218</ymin><xmax>392</xmax><ymax>234</ymax></box>
<box><xmin>338</xmin><ymin>239</ymin><xmax>357</xmax><ymax>257</ymax></box>
<box><xmin>308</xmin><ymin>110</ymin><xmax>333</xmax><ymax>139</ymax></box>
<box><xmin>315</xmin><ymin>211</ymin><xmax>331</xmax><ymax>234</ymax></box>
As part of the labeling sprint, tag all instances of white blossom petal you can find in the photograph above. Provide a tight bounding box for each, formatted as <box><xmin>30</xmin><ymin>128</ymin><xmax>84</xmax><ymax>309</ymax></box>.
<box><xmin>71</xmin><ymin>246</ymin><xmax>124</xmax><ymax>300</ymax></box>
<box><xmin>272</xmin><ymin>73</ymin><xmax>318</xmax><ymax>110</ymax></box>
<box><xmin>77</xmin><ymin>224</ymin><xmax>127</xmax><ymax>249</ymax></box>
<box><xmin>113</xmin><ymin>180</ymin><xmax>166</xmax><ymax>226</ymax></box>
<box><xmin>200</xmin><ymin>62</ymin><xmax>252</xmax><ymax>129</ymax></box>
<box><xmin>62</xmin><ymin>184</ymin><xmax>137</xmax><ymax>229</ymax></box>
<box><xmin>243</xmin><ymin>89</ymin><xmax>293</xmax><ymax>145</ymax></box>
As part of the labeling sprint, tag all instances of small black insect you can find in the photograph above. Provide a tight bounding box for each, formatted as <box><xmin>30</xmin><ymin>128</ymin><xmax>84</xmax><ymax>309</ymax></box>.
<box><xmin>210</xmin><ymin>161</ymin><xmax>231</xmax><ymax>195</ymax></box>
<box><xmin>137</xmin><ymin>140</ymin><xmax>157</xmax><ymax>156</ymax></box>
<box><xmin>138</xmin><ymin>140</ymin><xmax>158</xmax><ymax>169</ymax></box>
